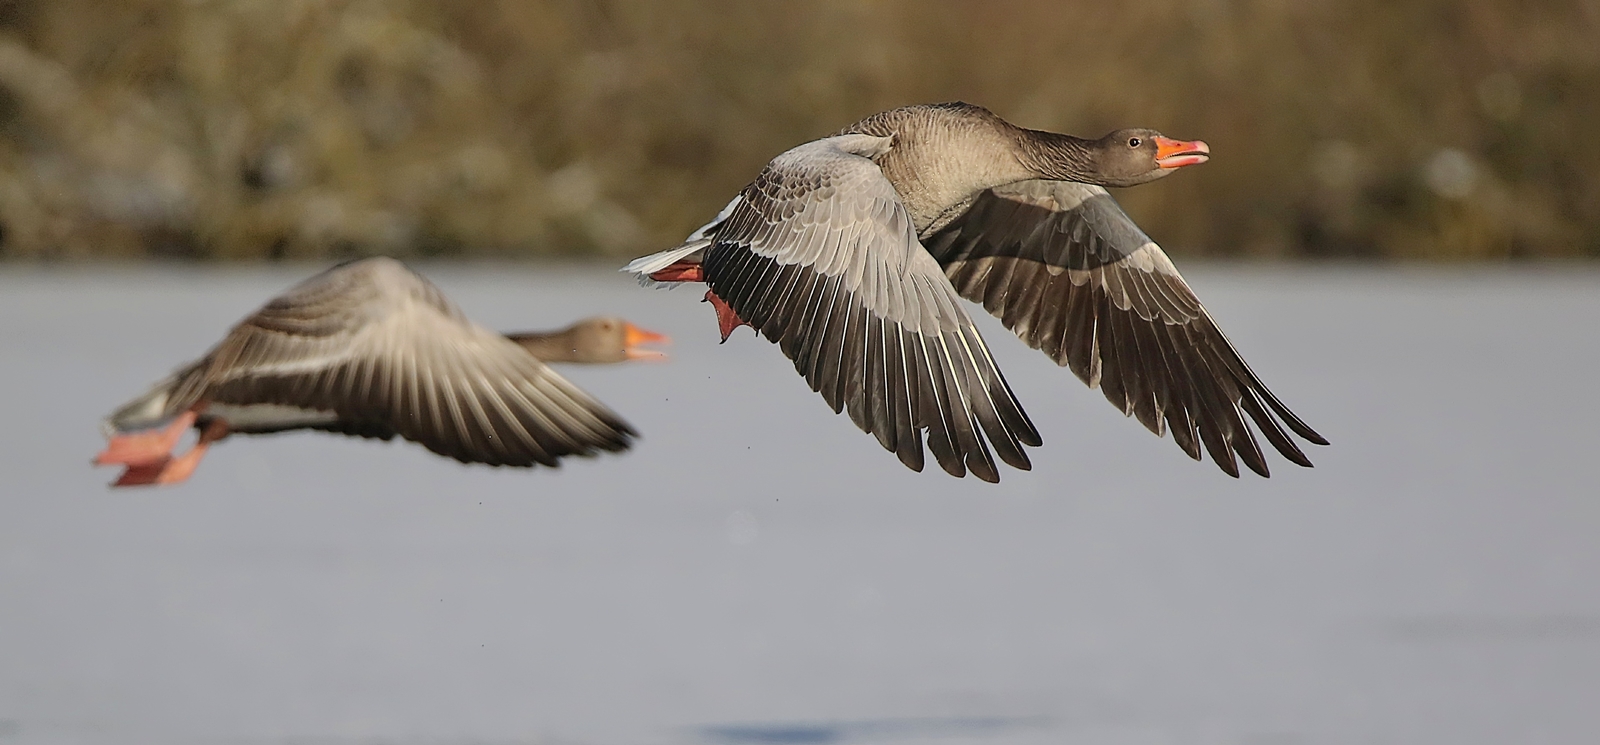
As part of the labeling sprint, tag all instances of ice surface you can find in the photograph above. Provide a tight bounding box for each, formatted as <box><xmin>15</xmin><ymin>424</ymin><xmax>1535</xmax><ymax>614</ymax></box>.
<box><xmin>1</xmin><ymin>263</ymin><xmax>1597</xmax><ymax>744</ymax></box>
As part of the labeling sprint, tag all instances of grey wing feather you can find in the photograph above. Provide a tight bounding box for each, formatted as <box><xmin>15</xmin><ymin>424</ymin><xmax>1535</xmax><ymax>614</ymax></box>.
<box><xmin>924</xmin><ymin>180</ymin><xmax>1327</xmax><ymax>477</ymax></box>
<box><xmin>110</xmin><ymin>257</ymin><xmax>634</xmax><ymax>467</ymax></box>
<box><xmin>701</xmin><ymin>135</ymin><xmax>1040</xmax><ymax>483</ymax></box>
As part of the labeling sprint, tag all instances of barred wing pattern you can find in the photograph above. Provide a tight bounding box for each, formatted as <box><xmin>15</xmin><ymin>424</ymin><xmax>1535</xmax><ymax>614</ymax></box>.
<box><xmin>155</xmin><ymin>258</ymin><xmax>634</xmax><ymax>466</ymax></box>
<box><xmin>924</xmin><ymin>181</ymin><xmax>1326</xmax><ymax>477</ymax></box>
<box><xmin>701</xmin><ymin>135</ymin><xmax>1040</xmax><ymax>482</ymax></box>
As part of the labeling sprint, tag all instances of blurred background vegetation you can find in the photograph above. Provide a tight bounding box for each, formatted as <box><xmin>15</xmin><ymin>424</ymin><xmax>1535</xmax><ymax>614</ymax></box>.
<box><xmin>0</xmin><ymin>0</ymin><xmax>1596</xmax><ymax>262</ymax></box>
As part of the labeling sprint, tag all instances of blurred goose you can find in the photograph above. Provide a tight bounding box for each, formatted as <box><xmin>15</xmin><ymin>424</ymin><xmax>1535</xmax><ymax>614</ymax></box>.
<box><xmin>626</xmin><ymin>102</ymin><xmax>1325</xmax><ymax>482</ymax></box>
<box><xmin>95</xmin><ymin>257</ymin><xmax>668</xmax><ymax>487</ymax></box>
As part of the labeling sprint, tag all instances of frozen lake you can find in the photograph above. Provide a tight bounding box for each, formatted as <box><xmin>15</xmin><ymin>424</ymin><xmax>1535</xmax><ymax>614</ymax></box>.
<box><xmin>1</xmin><ymin>262</ymin><xmax>1597</xmax><ymax>745</ymax></box>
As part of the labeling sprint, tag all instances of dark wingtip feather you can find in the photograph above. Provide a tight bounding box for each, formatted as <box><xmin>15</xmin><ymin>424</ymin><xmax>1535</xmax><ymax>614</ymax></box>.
<box><xmin>897</xmin><ymin>440</ymin><xmax>926</xmax><ymax>472</ymax></box>
<box><xmin>1241</xmin><ymin>450</ymin><xmax>1271</xmax><ymax>478</ymax></box>
<box><xmin>935</xmin><ymin>452</ymin><xmax>968</xmax><ymax>479</ymax></box>
<box><xmin>1232</xmin><ymin>417</ymin><xmax>1270</xmax><ymax>478</ymax></box>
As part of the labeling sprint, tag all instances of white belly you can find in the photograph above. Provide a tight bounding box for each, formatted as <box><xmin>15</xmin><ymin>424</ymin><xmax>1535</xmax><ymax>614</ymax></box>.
<box><xmin>207</xmin><ymin>403</ymin><xmax>341</xmax><ymax>432</ymax></box>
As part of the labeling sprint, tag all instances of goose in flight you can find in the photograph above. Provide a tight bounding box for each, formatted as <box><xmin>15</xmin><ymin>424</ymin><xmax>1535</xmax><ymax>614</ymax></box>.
<box><xmin>625</xmin><ymin>102</ymin><xmax>1325</xmax><ymax>482</ymax></box>
<box><xmin>95</xmin><ymin>257</ymin><xmax>667</xmax><ymax>487</ymax></box>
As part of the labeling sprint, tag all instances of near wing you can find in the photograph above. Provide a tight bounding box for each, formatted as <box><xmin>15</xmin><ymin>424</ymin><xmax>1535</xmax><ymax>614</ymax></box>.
<box><xmin>159</xmin><ymin>257</ymin><xmax>634</xmax><ymax>466</ymax></box>
<box><xmin>700</xmin><ymin>135</ymin><xmax>1040</xmax><ymax>483</ymax></box>
<box><xmin>923</xmin><ymin>181</ymin><xmax>1327</xmax><ymax>477</ymax></box>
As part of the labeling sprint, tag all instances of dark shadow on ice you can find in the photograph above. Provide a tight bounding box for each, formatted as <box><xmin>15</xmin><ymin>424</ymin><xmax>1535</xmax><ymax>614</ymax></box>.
<box><xmin>693</xmin><ymin>715</ymin><xmax>1049</xmax><ymax>744</ymax></box>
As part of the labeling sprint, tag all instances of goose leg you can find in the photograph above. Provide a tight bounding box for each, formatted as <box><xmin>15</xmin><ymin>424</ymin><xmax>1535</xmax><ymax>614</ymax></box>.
<box><xmin>649</xmin><ymin>260</ymin><xmax>751</xmax><ymax>342</ymax></box>
<box><xmin>94</xmin><ymin>410</ymin><xmax>198</xmax><ymax>466</ymax></box>
<box><xmin>110</xmin><ymin>419</ymin><xmax>230</xmax><ymax>487</ymax></box>
<box><xmin>646</xmin><ymin>258</ymin><xmax>752</xmax><ymax>343</ymax></box>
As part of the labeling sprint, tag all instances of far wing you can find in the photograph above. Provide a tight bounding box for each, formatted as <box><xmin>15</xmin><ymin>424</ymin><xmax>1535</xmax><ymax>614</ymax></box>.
<box><xmin>924</xmin><ymin>181</ymin><xmax>1327</xmax><ymax>477</ymax></box>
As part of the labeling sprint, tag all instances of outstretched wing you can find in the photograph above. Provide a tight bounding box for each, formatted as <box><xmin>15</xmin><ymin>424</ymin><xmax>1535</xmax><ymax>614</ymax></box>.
<box><xmin>157</xmin><ymin>257</ymin><xmax>634</xmax><ymax>467</ymax></box>
<box><xmin>700</xmin><ymin>134</ymin><xmax>1040</xmax><ymax>482</ymax></box>
<box><xmin>923</xmin><ymin>181</ymin><xmax>1326</xmax><ymax>477</ymax></box>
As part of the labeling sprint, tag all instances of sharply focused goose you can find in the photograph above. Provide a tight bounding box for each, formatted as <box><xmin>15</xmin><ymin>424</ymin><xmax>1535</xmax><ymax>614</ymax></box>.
<box><xmin>95</xmin><ymin>257</ymin><xmax>668</xmax><ymax>487</ymax></box>
<box><xmin>626</xmin><ymin>102</ymin><xmax>1325</xmax><ymax>482</ymax></box>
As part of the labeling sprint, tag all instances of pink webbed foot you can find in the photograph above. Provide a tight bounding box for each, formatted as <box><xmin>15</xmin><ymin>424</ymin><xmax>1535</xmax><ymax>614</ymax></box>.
<box><xmin>107</xmin><ymin>419</ymin><xmax>229</xmax><ymax>488</ymax></box>
<box><xmin>94</xmin><ymin>410</ymin><xmax>197</xmax><ymax>467</ymax></box>
<box><xmin>111</xmin><ymin>457</ymin><xmax>177</xmax><ymax>487</ymax></box>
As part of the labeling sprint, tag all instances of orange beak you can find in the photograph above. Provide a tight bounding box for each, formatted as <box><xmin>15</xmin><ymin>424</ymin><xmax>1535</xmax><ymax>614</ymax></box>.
<box><xmin>1154</xmin><ymin>136</ymin><xmax>1211</xmax><ymax>169</ymax></box>
<box><xmin>624</xmin><ymin>322</ymin><xmax>671</xmax><ymax>361</ymax></box>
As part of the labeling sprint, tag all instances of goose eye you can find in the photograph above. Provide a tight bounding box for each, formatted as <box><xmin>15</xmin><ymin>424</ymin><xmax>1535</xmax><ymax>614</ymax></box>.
<box><xmin>1128</xmin><ymin>137</ymin><xmax>1142</xmax><ymax>148</ymax></box>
